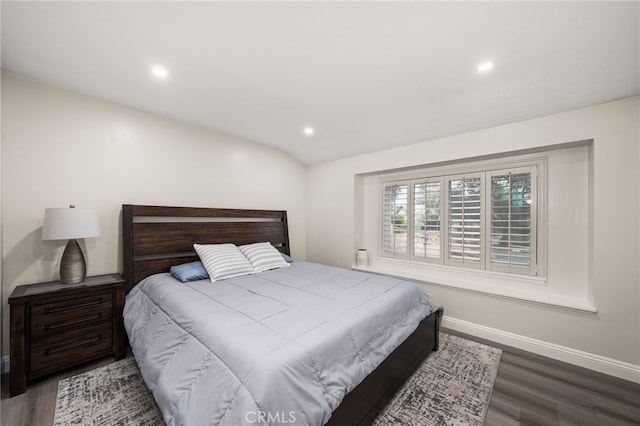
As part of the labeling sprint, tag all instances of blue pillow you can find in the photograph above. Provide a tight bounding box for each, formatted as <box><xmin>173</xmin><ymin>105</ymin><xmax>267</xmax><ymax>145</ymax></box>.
<box><xmin>280</xmin><ymin>253</ymin><xmax>294</xmax><ymax>263</ymax></box>
<box><xmin>170</xmin><ymin>261</ymin><xmax>209</xmax><ymax>283</ymax></box>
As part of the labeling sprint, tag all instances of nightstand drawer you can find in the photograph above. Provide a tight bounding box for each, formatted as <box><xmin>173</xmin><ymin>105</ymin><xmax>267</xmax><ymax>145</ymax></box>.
<box><xmin>9</xmin><ymin>273</ymin><xmax>126</xmax><ymax>396</ymax></box>
<box><xmin>30</xmin><ymin>292</ymin><xmax>113</xmax><ymax>338</ymax></box>
<box><xmin>30</xmin><ymin>321</ymin><xmax>113</xmax><ymax>378</ymax></box>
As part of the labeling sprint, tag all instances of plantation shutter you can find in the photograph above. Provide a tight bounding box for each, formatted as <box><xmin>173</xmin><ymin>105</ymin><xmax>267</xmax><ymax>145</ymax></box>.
<box><xmin>380</xmin><ymin>161</ymin><xmax>540</xmax><ymax>277</ymax></box>
<box><xmin>413</xmin><ymin>180</ymin><xmax>442</xmax><ymax>262</ymax></box>
<box><xmin>447</xmin><ymin>175</ymin><xmax>482</xmax><ymax>268</ymax></box>
<box><xmin>488</xmin><ymin>167</ymin><xmax>536</xmax><ymax>275</ymax></box>
<box><xmin>382</xmin><ymin>182</ymin><xmax>409</xmax><ymax>257</ymax></box>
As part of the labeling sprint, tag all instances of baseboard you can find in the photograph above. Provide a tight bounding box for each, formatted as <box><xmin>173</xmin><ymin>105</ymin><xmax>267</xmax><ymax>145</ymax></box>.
<box><xmin>1</xmin><ymin>355</ymin><xmax>9</xmax><ymax>374</ymax></box>
<box><xmin>443</xmin><ymin>316</ymin><xmax>640</xmax><ymax>384</ymax></box>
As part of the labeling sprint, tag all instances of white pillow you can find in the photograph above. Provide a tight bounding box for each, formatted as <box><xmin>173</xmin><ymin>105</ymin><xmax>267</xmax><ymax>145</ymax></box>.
<box><xmin>193</xmin><ymin>243</ymin><xmax>254</xmax><ymax>282</ymax></box>
<box><xmin>238</xmin><ymin>242</ymin><xmax>290</xmax><ymax>273</ymax></box>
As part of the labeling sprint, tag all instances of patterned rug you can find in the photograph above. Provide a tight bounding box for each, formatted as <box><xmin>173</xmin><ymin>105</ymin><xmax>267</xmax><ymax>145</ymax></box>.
<box><xmin>372</xmin><ymin>334</ymin><xmax>502</xmax><ymax>426</ymax></box>
<box><xmin>53</xmin><ymin>333</ymin><xmax>501</xmax><ymax>425</ymax></box>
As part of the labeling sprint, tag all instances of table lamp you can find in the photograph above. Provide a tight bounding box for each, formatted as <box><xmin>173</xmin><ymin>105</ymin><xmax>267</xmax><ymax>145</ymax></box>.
<box><xmin>42</xmin><ymin>205</ymin><xmax>101</xmax><ymax>284</ymax></box>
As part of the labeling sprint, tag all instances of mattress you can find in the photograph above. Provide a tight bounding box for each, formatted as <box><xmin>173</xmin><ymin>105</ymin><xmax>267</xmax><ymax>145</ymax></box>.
<box><xmin>124</xmin><ymin>261</ymin><xmax>432</xmax><ymax>426</ymax></box>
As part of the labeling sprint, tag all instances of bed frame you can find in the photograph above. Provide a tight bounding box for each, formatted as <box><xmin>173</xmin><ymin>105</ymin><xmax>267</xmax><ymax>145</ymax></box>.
<box><xmin>122</xmin><ymin>204</ymin><xmax>443</xmax><ymax>425</ymax></box>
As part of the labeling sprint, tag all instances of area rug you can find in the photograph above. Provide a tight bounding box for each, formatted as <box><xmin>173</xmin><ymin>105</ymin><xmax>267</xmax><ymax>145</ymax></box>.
<box><xmin>372</xmin><ymin>333</ymin><xmax>502</xmax><ymax>426</ymax></box>
<box><xmin>53</xmin><ymin>333</ymin><xmax>501</xmax><ymax>425</ymax></box>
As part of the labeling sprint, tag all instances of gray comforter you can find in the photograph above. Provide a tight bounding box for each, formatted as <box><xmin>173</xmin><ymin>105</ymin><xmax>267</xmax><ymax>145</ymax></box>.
<box><xmin>124</xmin><ymin>261</ymin><xmax>432</xmax><ymax>425</ymax></box>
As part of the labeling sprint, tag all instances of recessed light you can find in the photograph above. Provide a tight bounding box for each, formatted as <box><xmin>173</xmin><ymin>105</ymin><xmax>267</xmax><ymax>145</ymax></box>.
<box><xmin>150</xmin><ymin>65</ymin><xmax>169</xmax><ymax>79</ymax></box>
<box><xmin>477</xmin><ymin>61</ymin><xmax>494</xmax><ymax>74</ymax></box>
<box><xmin>303</xmin><ymin>126</ymin><xmax>315</xmax><ymax>136</ymax></box>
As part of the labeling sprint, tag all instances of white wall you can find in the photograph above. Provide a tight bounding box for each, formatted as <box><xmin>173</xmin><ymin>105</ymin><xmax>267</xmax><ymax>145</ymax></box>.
<box><xmin>1</xmin><ymin>73</ymin><xmax>307</xmax><ymax>355</ymax></box>
<box><xmin>307</xmin><ymin>97</ymin><xmax>640</xmax><ymax>381</ymax></box>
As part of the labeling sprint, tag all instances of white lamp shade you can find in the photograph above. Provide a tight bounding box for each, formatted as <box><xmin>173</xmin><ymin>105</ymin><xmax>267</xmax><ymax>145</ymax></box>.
<box><xmin>42</xmin><ymin>207</ymin><xmax>101</xmax><ymax>240</ymax></box>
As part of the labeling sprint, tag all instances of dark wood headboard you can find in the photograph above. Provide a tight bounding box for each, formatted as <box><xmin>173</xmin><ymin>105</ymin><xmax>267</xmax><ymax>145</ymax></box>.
<box><xmin>122</xmin><ymin>204</ymin><xmax>290</xmax><ymax>292</ymax></box>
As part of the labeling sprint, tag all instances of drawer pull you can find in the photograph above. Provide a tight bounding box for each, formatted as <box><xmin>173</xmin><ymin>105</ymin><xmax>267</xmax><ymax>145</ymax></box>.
<box><xmin>45</xmin><ymin>298</ymin><xmax>103</xmax><ymax>314</ymax></box>
<box><xmin>44</xmin><ymin>313</ymin><xmax>103</xmax><ymax>331</ymax></box>
<box><xmin>44</xmin><ymin>335</ymin><xmax>103</xmax><ymax>356</ymax></box>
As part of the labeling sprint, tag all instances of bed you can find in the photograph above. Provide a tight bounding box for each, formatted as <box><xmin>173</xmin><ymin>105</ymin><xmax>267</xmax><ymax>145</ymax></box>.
<box><xmin>122</xmin><ymin>204</ymin><xmax>443</xmax><ymax>425</ymax></box>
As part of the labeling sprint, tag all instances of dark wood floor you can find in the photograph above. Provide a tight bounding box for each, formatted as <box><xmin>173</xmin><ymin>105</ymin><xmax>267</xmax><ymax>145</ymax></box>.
<box><xmin>445</xmin><ymin>330</ymin><xmax>640</xmax><ymax>426</ymax></box>
<box><xmin>2</xmin><ymin>331</ymin><xmax>639</xmax><ymax>425</ymax></box>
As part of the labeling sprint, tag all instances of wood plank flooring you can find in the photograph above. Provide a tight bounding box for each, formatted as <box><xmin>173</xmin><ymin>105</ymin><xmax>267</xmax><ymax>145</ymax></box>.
<box><xmin>2</xmin><ymin>331</ymin><xmax>638</xmax><ymax>425</ymax></box>
<box><xmin>446</xmin><ymin>330</ymin><xmax>640</xmax><ymax>426</ymax></box>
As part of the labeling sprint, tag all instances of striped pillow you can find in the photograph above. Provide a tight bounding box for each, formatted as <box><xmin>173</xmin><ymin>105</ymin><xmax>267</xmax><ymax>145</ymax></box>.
<box><xmin>193</xmin><ymin>243</ymin><xmax>254</xmax><ymax>282</ymax></box>
<box><xmin>239</xmin><ymin>242</ymin><xmax>290</xmax><ymax>273</ymax></box>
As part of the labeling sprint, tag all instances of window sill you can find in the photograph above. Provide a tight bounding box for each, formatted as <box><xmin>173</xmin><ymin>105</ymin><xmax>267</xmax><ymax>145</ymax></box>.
<box><xmin>352</xmin><ymin>260</ymin><xmax>597</xmax><ymax>313</ymax></box>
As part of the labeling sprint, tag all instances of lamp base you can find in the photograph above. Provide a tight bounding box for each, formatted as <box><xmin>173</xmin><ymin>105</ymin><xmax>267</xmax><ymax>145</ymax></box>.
<box><xmin>60</xmin><ymin>239</ymin><xmax>86</xmax><ymax>284</ymax></box>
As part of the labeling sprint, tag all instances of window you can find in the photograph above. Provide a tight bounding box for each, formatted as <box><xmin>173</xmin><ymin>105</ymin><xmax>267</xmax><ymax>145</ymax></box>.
<box><xmin>382</xmin><ymin>163</ymin><xmax>540</xmax><ymax>276</ymax></box>
<box><xmin>413</xmin><ymin>180</ymin><xmax>441</xmax><ymax>261</ymax></box>
<box><xmin>447</xmin><ymin>175</ymin><xmax>482</xmax><ymax>267</ymax></box>
<box><xmin>382</xmin><ymin>182</ymin><xmax>408</xmax><ymax>256</ymax></box>
<box><xmin>488</xmin><ymin>168</ymin><xmax>536</xmax><ymax>274</ymax></box>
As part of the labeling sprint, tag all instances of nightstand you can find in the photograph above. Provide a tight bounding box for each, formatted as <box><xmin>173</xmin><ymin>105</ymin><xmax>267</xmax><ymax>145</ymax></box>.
<box><xmin>8</xmin><ymin>273</ymin><xmax>126</xmax><ymax>396</ymax></box>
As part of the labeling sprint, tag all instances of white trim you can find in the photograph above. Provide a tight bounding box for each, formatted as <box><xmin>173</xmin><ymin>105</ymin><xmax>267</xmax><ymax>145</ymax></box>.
<box><xmin>443</xmin><ymin>316</ymin><xmax>640</xmax><ymax>384</ymax></box>
<box><xmin>354</xmin><ymin>262</ymin><xmax>596</xmax><ymax>313</ymax></box>
<box><xmin>1</xmin><ymin>355</ymin><xmax>9</xmax><ymax>374</ymax></box>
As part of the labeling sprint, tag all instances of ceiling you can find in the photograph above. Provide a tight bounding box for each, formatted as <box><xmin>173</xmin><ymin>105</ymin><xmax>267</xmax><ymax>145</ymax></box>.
<box><xmin>2</xmin><ymin>2</ymin><xmax>639</xmax><ymax>165</ymax></box>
